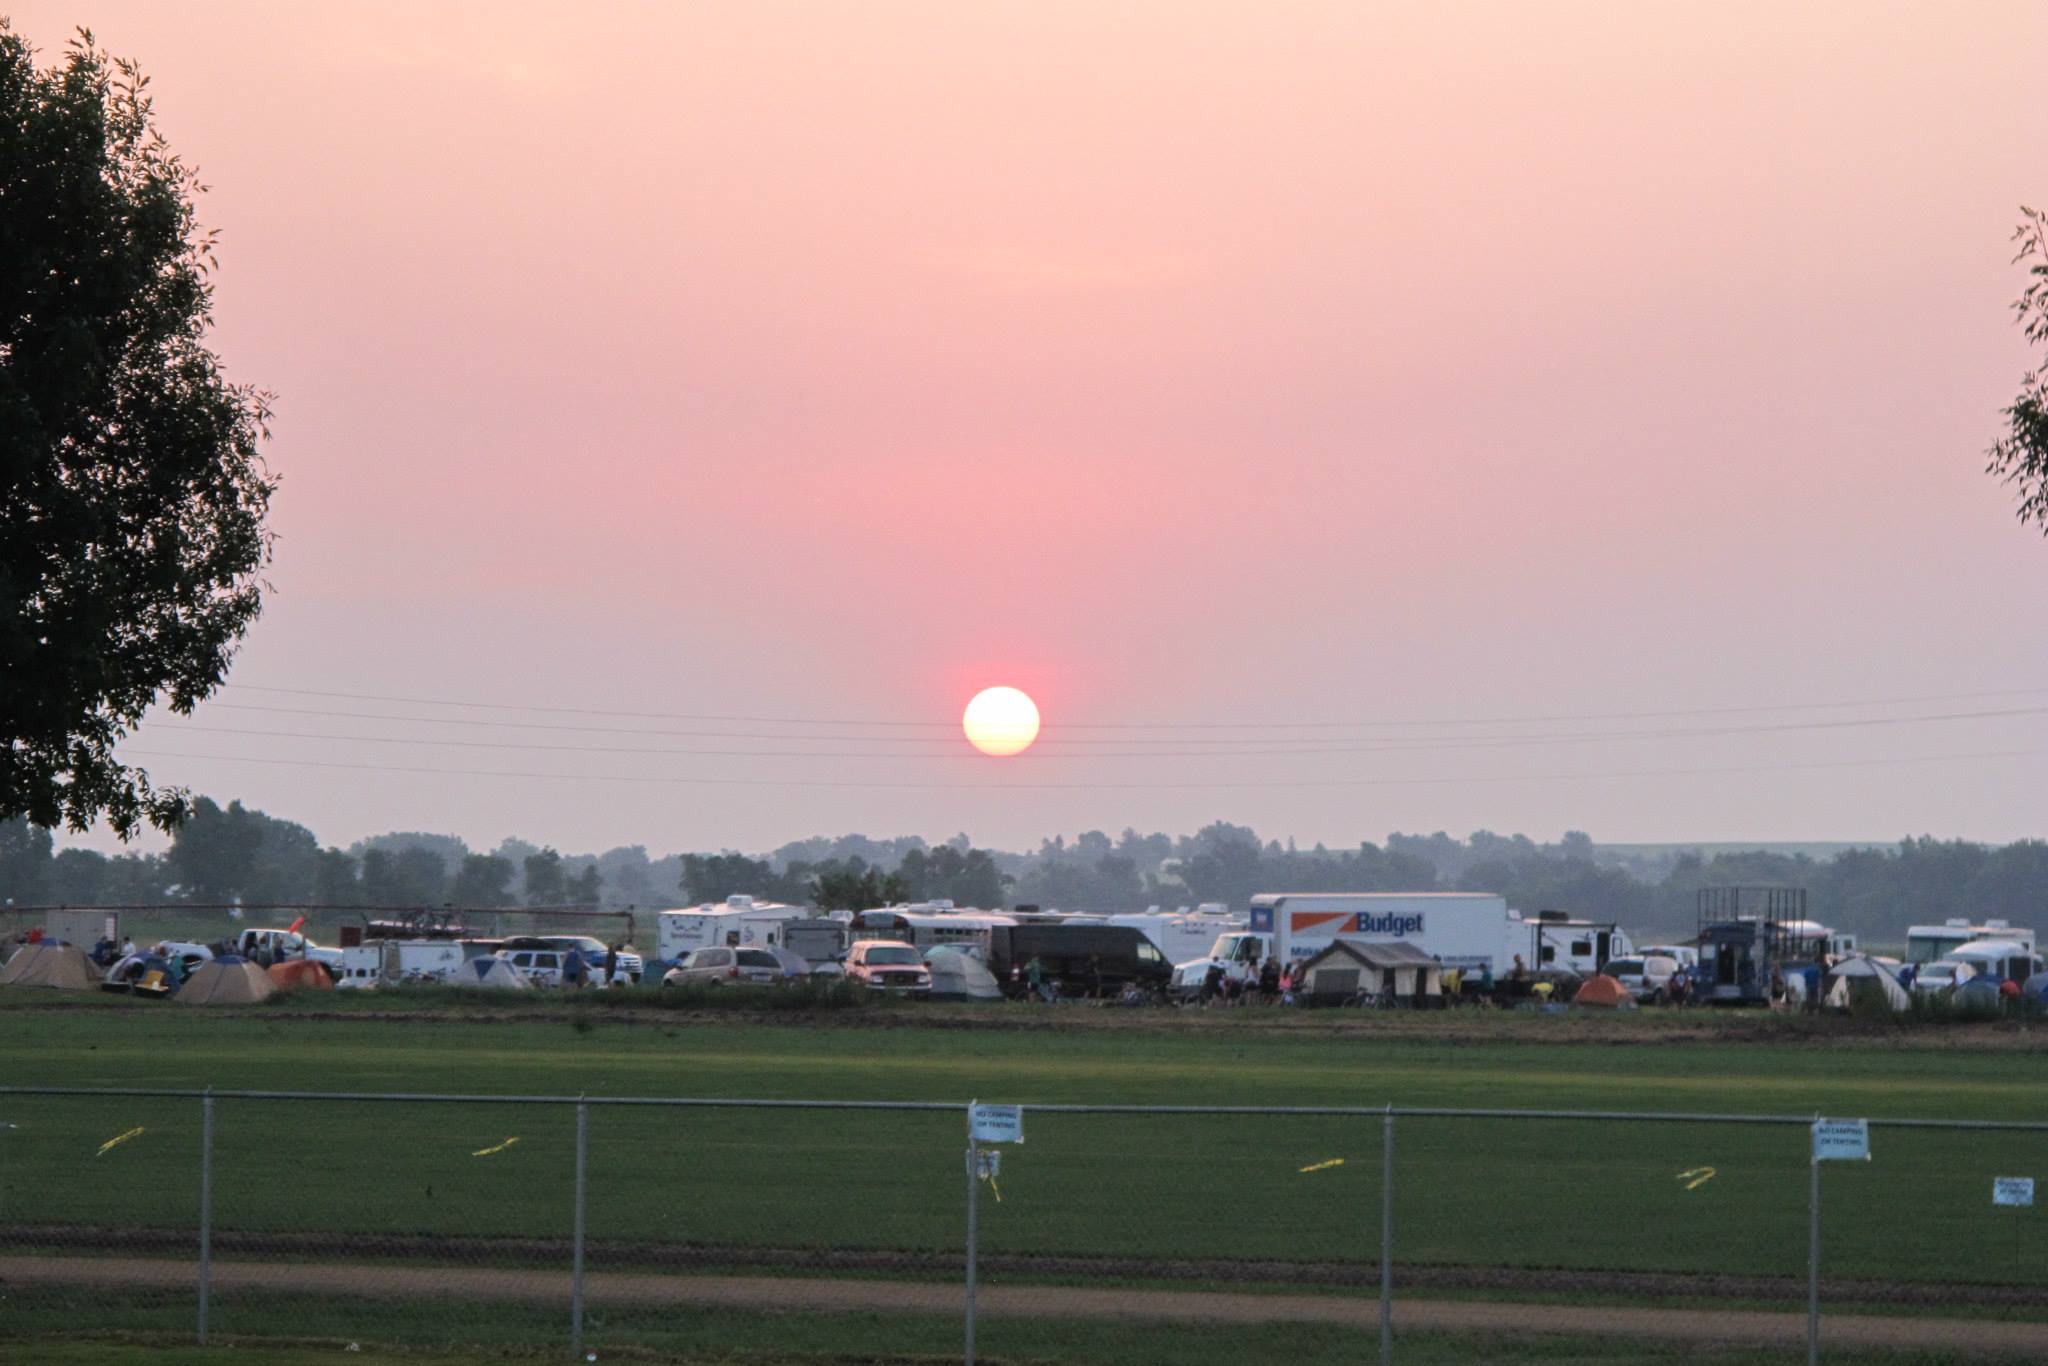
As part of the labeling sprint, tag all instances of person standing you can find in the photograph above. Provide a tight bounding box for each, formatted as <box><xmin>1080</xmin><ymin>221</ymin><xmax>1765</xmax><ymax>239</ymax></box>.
<box><xmin>1258</xmin><ymin>953</ymin><xmax>1280</xmax><ymax>1005</ymax></box>
<box><xmin>1024</xmin><ymin>954</ymin><xmax>1045</xmax><ymax>1002</ymax></box>
<box><xmin>603</xmin><ymin>943</ymin><xmax>619</xmax><ymax>987</ymax></box>
<box><xmin>564</xmin><ymin>946</ymin><xmax>586</xmax><ymax>990</ymax></box>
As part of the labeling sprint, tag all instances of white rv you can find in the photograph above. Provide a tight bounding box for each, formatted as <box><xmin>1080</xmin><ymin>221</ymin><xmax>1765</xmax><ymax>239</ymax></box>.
<box><xmin>655</xmin><ymin>896</ymin><xmax>808</xmax><ymax>964</ymax></box>
<box><xmin>1904</xmin><ymin>918</ymin><xmax>2034</xmax><ymax>967</ymax></box>
<box><xmin>334</xmin><ymin>939</ymin><xmax>467</xmax><ymax>989</ymax></box>
<box><xmin>1104</xmin><ymin>909</ymin><xmax>1247</xmax><ymax>965</ymax></box>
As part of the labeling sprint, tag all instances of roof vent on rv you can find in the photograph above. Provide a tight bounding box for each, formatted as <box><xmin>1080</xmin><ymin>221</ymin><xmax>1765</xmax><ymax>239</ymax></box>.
<box><xmin>1537</xmin><ymin>909</ymin><xmax>1571</xmax><ymax>922</ymax></box>
<box><xmin>727</xmin><ymin>895</ymin><xmax>754</xmax><ymax>909</ymax></box>
<box><xmin>1946</xmin><ymin>917</ymin><xmax>1970</xmax><ymax>927</ymax></box>
<box><xmin>1988</xmin><ymin>919</ymin><xmax>2010</xmax><ymax>930</ymax></box>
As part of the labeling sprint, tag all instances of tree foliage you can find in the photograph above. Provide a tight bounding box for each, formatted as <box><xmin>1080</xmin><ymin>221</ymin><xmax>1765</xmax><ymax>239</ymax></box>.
<box><xmin>1</xmin><ymin>24</ymin><xmax>276</xmax><ymax>837</ymax></box>
<box><xmin>1987</xmin><ymin>206</ymin><xmax>2048</xmax><ymax>533</ymax></box>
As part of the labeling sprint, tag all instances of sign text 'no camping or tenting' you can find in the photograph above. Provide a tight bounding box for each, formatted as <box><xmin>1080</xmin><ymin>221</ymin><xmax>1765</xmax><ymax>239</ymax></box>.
<box><xmin>969</xmin><ymin>1103</ymin><xmax>1024</xmax><ymax>1144</ymax></box>
<box><xmin>1994</xmin><ymin>1177</ymin><xmax>2035</xmax><ymax>1207</ymax></box>
<box><xmin>1812</xmin><ymin>1118</ymin><xmax>1870</xmax><ymax>1162</ymax></box>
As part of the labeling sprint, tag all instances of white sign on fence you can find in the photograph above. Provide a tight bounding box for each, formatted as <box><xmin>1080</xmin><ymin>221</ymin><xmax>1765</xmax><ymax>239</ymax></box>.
<box><xmin>970</xmin><ymin>1103</ymin><xmax>1024</xmax><ymax>1144</ymax></box>
<box><xmin>975</xmin><ymin>1149</ymin><xmax>1002</xmax><ymax>1179</ymax></box>
<box><xmin>1993</xmin><ymin>1177</ymin><xmax>2035</xmax><ymax>1207</ymax></box>
<box><xmin>1813</xmin><ymin>1118</ymin><xmax>1870</xmax><ymax>1161</ymax></box>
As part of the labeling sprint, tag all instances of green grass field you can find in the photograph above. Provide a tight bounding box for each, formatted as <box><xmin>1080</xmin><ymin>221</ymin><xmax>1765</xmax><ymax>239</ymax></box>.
<box><xmin>3</xmin><ymin>997</ymin><xmax>2045</xmax><ymax>1363</ymax></box>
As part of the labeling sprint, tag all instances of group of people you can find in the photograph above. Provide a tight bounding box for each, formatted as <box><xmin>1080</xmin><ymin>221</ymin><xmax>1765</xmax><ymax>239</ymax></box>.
<box><xmin>1198</xmin><ymin>951</ymin><xmax>1302</xmax><ymax>1005</ymax></box>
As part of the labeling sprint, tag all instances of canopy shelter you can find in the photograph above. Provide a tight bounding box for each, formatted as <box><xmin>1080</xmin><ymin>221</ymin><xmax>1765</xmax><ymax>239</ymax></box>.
<box><xmin>1823</xmin><ymin>955</ymin><xmax>1909</xmax><ymax>1013</ymax></box>
<box><xmin>462</xmin><ymin>956</ymin><xmax>533</xmax><ymax>989</ymax></box>
<box><xmin>177</xmin><ymin>958</ymin><xmax>277</xmax><ymax>1006</ymax></box>
<box><xmin>1571</xmin><ymin>973</ymin><xmax>1635</xmax><ymax>1008</ymax></box>
<box><xmin>0</xmin><ymin>942</ymin><xmax>98</xmax><ymax>991</ymax></box>
<box><xmin>928</xmin><ymin>952</ymin><xmax>1003</xmax><ymax>1002</ymax></box>
<box><xmin>1300</xmin><ymin>939</ymin><xmax>1443</xmax><ymax>1005</ymax></box>
<box><xmin>268</xmin><ymin>959</ymin><xmax>335</xmax><ymax>991</ymax></box>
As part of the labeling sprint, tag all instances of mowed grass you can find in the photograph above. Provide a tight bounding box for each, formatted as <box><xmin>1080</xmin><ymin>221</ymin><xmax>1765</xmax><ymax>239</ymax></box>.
<box><xmin>2</xmin><ymin>1004</ymin><xmax>2045</xmax><ymax>1309</ymax></box>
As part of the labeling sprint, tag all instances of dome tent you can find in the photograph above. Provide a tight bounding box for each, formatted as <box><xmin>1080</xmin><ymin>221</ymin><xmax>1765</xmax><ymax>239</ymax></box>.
<box><xmin>462</xmin><ymin>956</ymin><xmax>533</xmax><ymax>989</ymax></box>
<box><xmin>0</xmin><ymin>942</ymin><xmax>98</xmax><ymax>990</ymax></box>
<box><xmin>928</xmin><ymin>953</ymin><xmax>1003</xmax><ymax>1002</ymax></box>
<box><xmin>177</xmin><ymin>957</ymin><xmax>277</xmax><ymax>1005</ymax></box>
<box><xmin>1571</xmin><ymin>973</ymin><xmax>1635</xmax><ymax>1008</ymax></box>
<box><xmin>1822</xmin><ymin>956</ymin><xmax>1909</xmax><ymax>1013</ymax></box>
<box><xmin>268</xmin><ymin>959</ymin><xmax>335</xmax><ymax>991</ymax></box>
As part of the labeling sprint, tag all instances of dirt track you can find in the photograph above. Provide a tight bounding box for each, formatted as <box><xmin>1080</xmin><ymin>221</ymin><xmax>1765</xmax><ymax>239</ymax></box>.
<box><xmin>7</xmin><ymin>1254</ymin><xmax>2048</xmax><ymax>1357</ymax></box>
<box><xmin>16</xmin><ymin>1223</ymin><xmax>2048</xmax><ymax>1312</ymax></box>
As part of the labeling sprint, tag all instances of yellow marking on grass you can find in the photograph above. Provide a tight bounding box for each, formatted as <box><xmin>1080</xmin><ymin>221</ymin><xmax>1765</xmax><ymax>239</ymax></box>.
<box><xmin>471</xmin><ymin>1137</ymin><xmax>520</xmax><ymax>1157</ymax></box>
<box><xmin>95</xmin><ymin>1126</ymin><xmax>145</xmax><ymax>1157</ymax></box>
<box><xmin>1298</xmin><ymin>1158</ymin><xmax>1345</xmax><ymax>1173</ymax></box>
<box><xmin>1676</xmin><ymin>1166</ymin><xmax>1718</xmax><ymax>1190</ymax></box>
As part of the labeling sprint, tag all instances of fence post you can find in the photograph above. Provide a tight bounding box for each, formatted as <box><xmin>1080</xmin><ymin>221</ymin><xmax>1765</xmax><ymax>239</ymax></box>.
<box><xmin>197</xmin><ymin>1087</ymin><xmax>213</xmax><ymax>1345</ymax></box>
<box><xmin>571</xmin><ymin>1099</ymin><xmax>588</xmax><ymax>1358</ymax></box>
<box><xmin>964</xmin><ymin>1104</ymin><xmax>979</xmax><ymax>1366</ymax></box>
<box><xmin>1379</xmin><ymin>1105</ymin><xmax>1393</xmax><ymax>1366</ymax></box>
<box><xmin>1807</xmin><ymin>1120</ymin><xmax>1820</xmax><ymax>1366</ymax></box>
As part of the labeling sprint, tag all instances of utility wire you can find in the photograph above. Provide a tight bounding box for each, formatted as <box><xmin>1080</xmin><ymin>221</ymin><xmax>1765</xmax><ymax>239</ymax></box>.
<box><xmin>215</xmin><ymin>681</ymin><xmax>2048</xmax><ymax>732</ymax></box>
<box><xmin>117</xmin><ymin>745</ymin><xmax>2048</xmax><ymax>791</ymax></box>
<box><xmin>147</xmin><ymin>705</ymin><xmax>2048</xmax><ymax>759</ymax></box>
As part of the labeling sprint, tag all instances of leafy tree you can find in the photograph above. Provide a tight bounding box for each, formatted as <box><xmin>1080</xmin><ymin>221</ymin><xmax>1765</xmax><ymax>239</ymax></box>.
<box><xmin>896</xmin><ymin>845</ymin><xmax>1010</xmax><ymax>908</ymax></box>
<box><xmin>311</xmin><ymin>848</ymin><xmax>360</xmax><ymax>905</ymax></box>
<box><xmin>523</xmin><ymin>848</ymin><xmax>567</xmax><ymax>906</ymax></box>
<box><xmin>679</xmin><ymin>852</ymin><xmax>809</xmax><ymax>905</ymax></box>
<box><xmin>450</xmin><ymin>854</ymin><xmax>514</xmax><ymax>906</ymax></box>
<box><xmin>0</xmin><ymin>816</ymin><xmax>54</xmax><ymax>904</ymax></box>
<box><xmin>1988</xmin><ymin>206</ymin><xmax>2048</xmax><ymax>532</ymax></box>
<box><xmin>807</xmin><ymin>860</ymin><xmax>906</xmax><ymax>911</ymax></box>
<box><xmin>359</xmin><ymin>846</ymin><xmax>446</xmax><ymax>906</ymax></box>
<box><xmin>1</xmin><ymin>24</ymin><xmax>276</xmax><ymax>837</ymax></box>
<box><xmin>566</xmin><ymin>862</ymin><xmax>602</xmax><ymax>907</ymax></box>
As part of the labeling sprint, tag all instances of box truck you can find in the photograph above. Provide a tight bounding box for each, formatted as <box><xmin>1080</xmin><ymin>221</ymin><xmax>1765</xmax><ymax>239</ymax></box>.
<box><xmin>1169</xmin><ymin>893</ymin><xmax>1630</xmax><ymax>995</ymax></box>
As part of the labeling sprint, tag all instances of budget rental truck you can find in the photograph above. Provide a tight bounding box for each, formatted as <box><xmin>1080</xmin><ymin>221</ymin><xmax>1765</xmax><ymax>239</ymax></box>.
<box><xmin>1169</xmin><ymin>892</ymin><xmax>1630</xmax><ymax>996</ymax></box>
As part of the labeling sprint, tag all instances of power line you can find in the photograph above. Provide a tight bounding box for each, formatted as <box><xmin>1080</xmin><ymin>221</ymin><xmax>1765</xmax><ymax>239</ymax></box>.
<box><xmin>117</xmin><ymin>745</ymin><xmax>2048</xmax><ymax>792</ymax></box>
<box><xmin>146</xmin><ymin>705</ymin><xmax>2048</xmax><ymax>759</ymax></box>
<box><xmin>215</xmin><ymin>681</ymin><xmax>2048</xmax><ymax>732</ymax></box>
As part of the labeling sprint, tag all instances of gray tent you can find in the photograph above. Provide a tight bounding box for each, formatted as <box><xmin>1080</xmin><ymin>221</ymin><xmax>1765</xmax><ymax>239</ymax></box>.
<box><xmin>0</xmin><ymin>942</ymin><xmax>99</xmax><ymax>990</ymax></box>
<box><xmin>177</xmin><ymin>958</ymin><xmax>277</xmax><ymax>1005</ymax></box>
<box><xmin>1823</xmin><ymin>956</ymin><xmax>1908</xmax><ymax>1013</ymax></box>
<box><xmin>1300</xmin><ymin>939</ymin><xmax>1442</xmax><ymax>1004</ymax></box>
<box><xmin>927</xmin><ymin>953</ymin><xmax>1002</xmax><ymax>1002</ymax></box>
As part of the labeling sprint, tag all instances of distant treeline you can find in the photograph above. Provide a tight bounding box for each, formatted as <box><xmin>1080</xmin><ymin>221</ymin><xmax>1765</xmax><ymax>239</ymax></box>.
<box><xmin>3</xmin><ymin>805</ymin><xmax>2045</xmax><ymax>944</ymax></box>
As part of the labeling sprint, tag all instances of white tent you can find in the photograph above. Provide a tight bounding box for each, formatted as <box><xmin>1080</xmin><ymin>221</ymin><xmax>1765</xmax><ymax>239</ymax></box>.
<box><xmin>462</xmin><ymin>956</ymin><xmax>534</xmax><ymax>990</ymax></box>
<box><xmin>927</xmin><ymin>953</ymin><xmax>1002</xmax><ymax>1002</ymax></box>
<box><xmin>1823</xmin><ymin>956</ymin><xmax>1909</xmax><ymax>1013</ymax></box>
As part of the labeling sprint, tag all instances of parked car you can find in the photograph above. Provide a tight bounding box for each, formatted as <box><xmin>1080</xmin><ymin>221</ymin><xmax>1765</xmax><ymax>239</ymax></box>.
<box><xmin>844</xmin><ymin>940</ymin><xmax>932</xmax><ymax>995</ymax></box>
<box><xmin>1602</xmin><ymin>954</ymin><xmax>1679</xmax><ymax>1003</ymax></box>
<box><xmin>538</xmin><ymin>935</ymin><xmax>643</xmax><ymax>985</ymax></box>
<box><xmin>502</xmin><ymin>943</ymin><xmax>569</xmax><ymax>986</ymax></box>
<box><xmin>1636</xmin><ymin>943</ymin><xmax>1698</xmax><ymax>970</ymax></box>
<box><xmin>662</xmin><ymin>946</ymin><xmax>787</xmax><ymax>988</ymax></box>
<box><xmin>985</xmin><ymin>924</ymin><xmax>1172</xmax><ymax>1000</ymax></box>
<box><xmin>1912</xmin><ymin>959</ymin><xmax>1975</xmax><ymax>997</ymax></box>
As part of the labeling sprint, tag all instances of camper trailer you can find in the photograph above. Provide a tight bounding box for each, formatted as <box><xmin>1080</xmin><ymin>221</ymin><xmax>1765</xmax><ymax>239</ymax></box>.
<box><xmin>335</xmin><ymin>939</ymin><xmax>467</xmax><ymax>989</ymax></box>
<box><xmin>1904</xmin><ymin>918</ymin><xmax>2035</xmax><ymax>967</ymax></box>
<box><xmin>655</xmin><ymin>897</ymin><xmax>807</xmax><ymax>965</ymax></box>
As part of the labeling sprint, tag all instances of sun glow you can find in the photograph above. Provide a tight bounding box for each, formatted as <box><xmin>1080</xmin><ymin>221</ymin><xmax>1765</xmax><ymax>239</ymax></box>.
<box><xmin>963</xmin><ymin>686</ymin><xmax>1040</xmax><ymax>757</ymax></box>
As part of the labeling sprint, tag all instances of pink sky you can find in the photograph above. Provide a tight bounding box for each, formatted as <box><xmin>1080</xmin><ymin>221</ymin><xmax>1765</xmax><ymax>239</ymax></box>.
<box><xmin>17</xmin><ymin>1</ymin><xmax>2048</xmax><ymax>855</ymax></box>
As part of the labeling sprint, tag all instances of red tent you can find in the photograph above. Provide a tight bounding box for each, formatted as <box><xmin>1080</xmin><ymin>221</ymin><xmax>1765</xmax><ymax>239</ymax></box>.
<box><xmin>1572</xmin><ymin>973</ymin><xmax>1633</xmax><ymax>1008</ymax></box>
<box><xmin>267</xmin><ymin>959</ymin><xmax>335</xmax><ymax>991</ymax></box>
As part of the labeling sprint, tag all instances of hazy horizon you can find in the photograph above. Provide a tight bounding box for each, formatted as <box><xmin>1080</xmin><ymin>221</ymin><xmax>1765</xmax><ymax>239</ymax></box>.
<box><xmin>13</xmin><ymin>1</ymin><xmax>2048</xmax><ymax>856</ymax></box>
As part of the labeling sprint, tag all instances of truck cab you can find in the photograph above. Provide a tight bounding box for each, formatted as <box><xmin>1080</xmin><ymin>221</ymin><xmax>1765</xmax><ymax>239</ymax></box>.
<box><xmin>1170</xmin><ymin>931</ymin><xmax>1271</xmax><ymax>998</ymax></box>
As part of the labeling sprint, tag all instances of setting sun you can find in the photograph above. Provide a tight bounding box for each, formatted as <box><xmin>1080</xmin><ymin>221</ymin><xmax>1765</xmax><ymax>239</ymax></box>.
<box><xmin>963</xmin><ymin>686</ymin><xmax>1040</xmax><ymax>757</ymax></box>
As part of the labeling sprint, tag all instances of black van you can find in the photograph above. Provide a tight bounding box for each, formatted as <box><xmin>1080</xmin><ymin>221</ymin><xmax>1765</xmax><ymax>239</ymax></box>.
<box><xmin>985</xmin><ymin>925</ymin><xmax>1171</xmax><ymax>999</ymax></box>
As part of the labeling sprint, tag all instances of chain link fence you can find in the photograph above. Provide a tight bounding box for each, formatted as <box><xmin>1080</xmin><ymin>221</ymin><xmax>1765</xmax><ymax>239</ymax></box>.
<box><xmin>3</xmin><ymin>1087</ymin><xmax>2045</xmax><ymax>1364</ymax></box>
